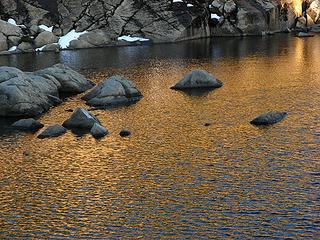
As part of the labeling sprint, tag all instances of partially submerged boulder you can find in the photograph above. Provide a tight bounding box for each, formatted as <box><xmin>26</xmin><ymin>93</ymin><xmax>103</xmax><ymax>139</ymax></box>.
<box><xmin>63</xmin><ymin>108</ymin><xmax>101</xmax><ymax>130</ymax></box>
<box><xmin>35</xmin><ymin>64</ymin><xmax>94</xmax><ymax>93</ymax></box>
<box><xmin>171</xmin><ymin>70</ymin><xmax>223</xmax><ymax>90</ymax></box>
<box><xmin>0</xmin><ymin>64</ymin><xmax>93</xmax><ymax>117</ymax></box>
<box><xmin>250</xmin><ymin>111</ymin><xmax>288</xmax><ymax>126</ymax></box>
<box><xmin>82</xmin><ymin>75</ymin><xmax>142</xmax><ymax>107</ymax></box>
<box><xmin>90</xmin><ymin>123</ymin><xmax>108</xmax><ymax>138</ymax></box>
<box><xmin>11</xmin><ymin>118</ymin><xmax>44</xmax><ymax>131</ymax></box>
<box><xmin>34</xmin><ymin>31</ymin><xmax>58</xmax><ymax>48</ymax></box>
<box><xmin>37</xmin><ymin>124</ymin><xmax>67</xmax><ymax>139</ymax></box>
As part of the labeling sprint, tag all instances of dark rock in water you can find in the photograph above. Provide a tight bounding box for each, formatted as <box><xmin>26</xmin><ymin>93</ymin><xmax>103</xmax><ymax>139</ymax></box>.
<box><xmin>204</xmin><ymin>123</ymin><xmax>212</xmax><ymax>127</ymax></box>
<box><xmin>11</xmin><ymin>118</ymin><xmax>44</xmax><ymax>131</ymax></box>
<box><xmin>23</xmin><ymin>150</ymin><xmax>31</xmax><ymax>156</ymax></box>
<box><xmin>171</xmin><ymin>70</ymin><xmax>223</xmax><ymax>90</ymax></box>
<box><xmin>120</xmin><ymin>129</ymin><xmax>131</xmax><ymax>137</ymax></box>
<box><xmin>250</xmin><ymin>112</ymin><xmax>288</xmax><ymax>126</ymax></box>
<box><xmin>0</xmin><ymin>64</ymin><xmax>93</xmax><ymax>117</ymax></box>
<box><xmin>63</xmin><ymin>108</ymin><xmax>101</xmax><ymax>130</ymax></box>
<box><xmin>90</xmin><ymin>123</ymin><xmax>108</xmax><ymax>139</ymax></box>
<box><xmin>37</xmin><ymin>124</ymin><xmax>67</xmax><ymax>139</ymax></box>
<box><xmin>82</xmin><ymin>75</ymin><xmax>142</xmax><ymax>107</ymax></box>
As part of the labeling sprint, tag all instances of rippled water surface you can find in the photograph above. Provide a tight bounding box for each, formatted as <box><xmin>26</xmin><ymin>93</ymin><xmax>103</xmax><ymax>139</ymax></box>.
<box><xmin>0</xmin><ymin>35</ymin><xmax>319</xmax><ymax>239</ymax></box>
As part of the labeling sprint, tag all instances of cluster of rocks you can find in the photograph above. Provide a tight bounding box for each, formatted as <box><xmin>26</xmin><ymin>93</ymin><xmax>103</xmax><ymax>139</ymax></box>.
<box><xmin>1</xmin><ymin>0</ymin><xmax>319</xmax><ymax>55</ymax></box>
<box><xmin>3</xmin><ymin>65</ymin><xmax>288</xmax><ymax>142</ymax></box>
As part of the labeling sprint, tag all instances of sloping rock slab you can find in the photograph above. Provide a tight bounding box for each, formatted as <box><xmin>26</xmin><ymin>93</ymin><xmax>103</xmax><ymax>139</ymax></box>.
<box><xmin>250</xmin><ymin>112</ymin><xmax>288</xmax><ymax>126</ymax></box>
<box><xmin>37</xmin><ymin>124</ymin><xmax>67</xmax><ymax>139</ymax></box>
<box><xmin>82</xmin><ymin>75</ymin><xmax>142</xmax><ymax>107</ymax></box>
<box><xmin>35</xmin><ymin>64</ymin><xmax>94</xmax><ymax>93</ymax></box>
<box><xmin>171</xmin><ymin>70</ymin><xmax>223</xmax><ymax>90</ymax></box>
<box><xmin>0</xmin><ymin>64</ymin><xmax>94</xmax><ymax>117</ymax></box>
<box><xmin>11</xmin><ymin>118</ymin><xmax>44</xmax><ymax>131</ymax></box>
<box><xmin>63</xmin><ymin>108</ymin><xmax>101</xmax><ymax>130</ymax></box>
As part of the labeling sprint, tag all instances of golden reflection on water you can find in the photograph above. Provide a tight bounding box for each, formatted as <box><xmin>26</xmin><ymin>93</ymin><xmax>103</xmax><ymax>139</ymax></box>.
<box><xmin>0</xmin><ymin>36</ymin><xmax>319</xmax><ymax>238</ymax></box>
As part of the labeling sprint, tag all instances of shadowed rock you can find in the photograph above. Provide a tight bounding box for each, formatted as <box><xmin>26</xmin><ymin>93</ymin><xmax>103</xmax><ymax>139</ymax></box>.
<box><xmin>90</xmin><ymin>123</ymin><xmax>108</xmax><ymax>138</ymax></box>
<box><xmin>63</xmin><ymin>108</ymin><xmax>101</xmax><ymax>130</ymax></box>
<box><xmin>11</xmin><ymin>118</ymin><xmax>44</xmax><ymax>131</ymax></box>
<box><xmin>82</xmin><ymin>75</ymin><xmax>142</xmax><ymax>107</ymax></box>
<box><xmin>37</xmin><ymin>124</ymin><xmax>67</xmax><ymax>139</ymax></box>
<box><xmin>250</xmin><ymin>112</ymin><xmax>288</xmax><ymax>126</ymax></box>
<box><xmin>120</xmin><ymin>129</ymin><xmax>131</xmax><ymax>137</ymax></box>
<box><xmin>171</xmin><ymin>70</ymin><xmax>223</xmax><ymax>90</ymax></box>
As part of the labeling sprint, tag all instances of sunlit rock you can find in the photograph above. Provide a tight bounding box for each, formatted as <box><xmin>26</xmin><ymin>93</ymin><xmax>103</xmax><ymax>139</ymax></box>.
<box><xmin>250</xmin><ymin>111</ymin><xmax>288</xmax><ymax>126</ymax></box>
<box><xmin>171</xmin><ymin>70</ymin><xmax>223</xmax><ymax>90</ymax></box>
<box><xmin>37</xmin><ymin>124</ymin><xmax>67</xmax><ymax>139</ymax></box>
<box><xmin>63</xmin><ymin>108</ymin><xmax>101</xmax><ymax>130</ymax></box>
<box><xmin>11</xmin><ymin>118</ymin><xmax>44</xmax><ymax>131</ymax></box>
<box><xmin>82</xmin><ymin>75</ymin><xmax>142</xmax><ymax>107</ymax></box>
<box><xmin>90</xmin><ymin>123</ymin><xmax>108</xmax><ymax>139</ymax></box>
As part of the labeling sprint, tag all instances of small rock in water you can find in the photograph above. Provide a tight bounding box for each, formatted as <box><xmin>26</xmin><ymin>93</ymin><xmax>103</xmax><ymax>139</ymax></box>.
<box><xmin>90</xmin><ymin>123</ymin><xmax>108</xmax><ymax>139</ymax></box>
<box><xmin>120</xmin><ymin>129</ymin><xmax>131</xmax><ymax>137</ymax></box>
<box><xmin>204</xmin><ymin>123</ymin><xmax>212</xmax><ymax>127</ymax></box>
<box><xmin>11</xmin><ymin>118</ymin><xmax>44</xmax><ymax>131</ymax></box>
<box><xmin>23</xmin><ymin>150</ymin><xmax>31</xmax><ymax>156</ymax></box>
<box><xmin>63</xmin><ymin>108</ymin><xmax>101</xmax><ymax>130</ymax></box>
<box><xmin>250</xmin><ymin>111</ymin><xmax>288</xmax><ymax>126</ymax></box>
<box><xmin>37</xmin><ymin>124</ymin><xmax>67</xmax><ymax>139</ymax></box>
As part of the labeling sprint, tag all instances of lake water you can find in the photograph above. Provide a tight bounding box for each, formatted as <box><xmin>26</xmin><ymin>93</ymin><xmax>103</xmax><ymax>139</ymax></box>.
<box><xmin>0</xmin><ymin>35</ymin><xmax>319</xmax><ymax>239</ymax></box>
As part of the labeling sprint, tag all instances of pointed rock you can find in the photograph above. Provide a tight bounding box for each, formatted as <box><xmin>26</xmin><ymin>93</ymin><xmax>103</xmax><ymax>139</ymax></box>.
<box><xmin>37</xmin><ymin>124</ymin><xmax>67</xmax><ymax>139</ymax></box>
<box><xmin>63</xmin><ymin>108</ymin><xmax>101</xmax><ymax>130</ymax></box>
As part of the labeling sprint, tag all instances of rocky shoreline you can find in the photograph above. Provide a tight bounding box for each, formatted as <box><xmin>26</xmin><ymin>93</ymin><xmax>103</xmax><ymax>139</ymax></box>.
<box><xmin>0</xmin><ymin>0</ymin><xmax>319</xmax><ymax>55</ymax></box>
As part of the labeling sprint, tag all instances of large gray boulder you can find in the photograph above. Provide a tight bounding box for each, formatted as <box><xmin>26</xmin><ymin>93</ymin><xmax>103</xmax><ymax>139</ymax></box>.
<box><xmin>0</xmin><ymin>19</ymin><xmax>23</xmax><ymax>37</ymax></box>
<box><xmin>0</xmin><ymin>33</ymin><xmax>8</xmax><ymax>52</ymax></box>
<box><xmin>34</xmin><ymin>31</ymin><xmax>58</xmax><ymax>48</ymax></box>
<box><xmin>172</xmin><ymin>70</ymin><xmax>223</xmax><ymax>90</ymax></box>
<box><xmin>250</xmin><ymin>111</ymin><xmax>288</xmax><ymax>126</ymax></box>
<box><xmin>0</xmin><ymin>64</ymin><xmax>93</xmax><ymax>117</ymax></box>
<box><xmin>37</xmin><ymin>124</ymin><xmax>67</xmax><ymax>139</ymax></box>
<box><xmin>63</xmin><ymin>108</ymin><xmax>101</xmax><ymax>130</ymax></box>
<box><xmin>11</xmin><ymin>118</ymin><xmax>44</xmax><ymax>131</ymax></box>
<box><xmin>82</xmin><ymin>75</ymin><xmax>142</xmax><ymax>107</ymax></box>
<box><xmin>35</xmin><ymin>64</ymin><xmax>94</xmax><ymax>93</ymax></box>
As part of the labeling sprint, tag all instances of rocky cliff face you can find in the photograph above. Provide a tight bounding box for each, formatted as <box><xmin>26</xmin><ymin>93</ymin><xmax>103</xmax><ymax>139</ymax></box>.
<box><xmin>0</xmin><ymin>0</ymin><xmax>319</xmax><ymax>54</ymax></box>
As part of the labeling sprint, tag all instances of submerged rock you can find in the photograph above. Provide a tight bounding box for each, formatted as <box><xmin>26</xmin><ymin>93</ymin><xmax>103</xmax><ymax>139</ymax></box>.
<box><xmin>63</xmin><ymin>108</ymin><xmax>101</xmax><ymax>130</ymax></box>
<box><xmin>171</xmin><ymin>70</ymin><xmax>223</xmax><ymax>90</ymax></box>
<box><xmin>0</xmin><ymin>64</ymin><xmax>93</xmax><ymax>117</ymax></box>
<box><xmin>11</xmin><ymin>118</ymin><xmax>44</xmax><ymax>131</ymax></box>
<box><xmin>296</xmin><ymin>32</ymin><xmax>315</xmax><ymax>38</ymax></box>
<box><xmin>90</xmin><ymin>123</ymin><xmax>108</xmax><ymax>138</ymax></box>
<box><xmin>119</xmin><ymin>129</ymin><xmax>131</xmax><ymax>137</ymax></box>
<box><xmin>82</xmin><ymin>75</ymin><xmax>142</xmax><ymax>107</ymax></box>
<box><xmin>250</xmin><ymin>112</ymin><xmax>288</xmax><ymax>126</ymax></box>
<box><xmin>37</xmin><ymin>124</ymin><xmax>67</xmax><ymax>139</ymax></box>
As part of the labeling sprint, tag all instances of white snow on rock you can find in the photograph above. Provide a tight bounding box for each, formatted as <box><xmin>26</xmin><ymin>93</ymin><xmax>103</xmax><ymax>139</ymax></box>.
<box><xmin>173</xmin><ymin>0</ymin><xmax>183</xmax><ymax>2</ymax></box>
<box><xmin>39</xmin><ymin>25</ymin><xmax>53</xmax><ymax>32</ymax></box>
<box><xmin>35</xmin><ymin>45</ymin><xmax>46</xmax><ymax>52</ymax></box>
<box><xmin>8</xmin><ymin>46</ymin><xmax>17</xmax><ymax>52</ymax></box>
<box><xmin>58</xmin><ymin>30</ymin><xmax>87</xmax><ymax>49</ymax></box>
<box><xmin>7</xmin><ymin>18</ymin><xmax>17</xmax><ymax>26</ymax></box>
<box><xmin>117</xmin><ymin>35</ymin><xmax>150</xmax><ymax>42</ymax></box>
<box><xmin>211</xmin><ymin>14</ymin><xmax>220</xmax><ymax>20</ymax></box>
<box><xmin>187</xmin><ymin>4</ymin><xmax>194</xmax><ymax>7</ymax></box>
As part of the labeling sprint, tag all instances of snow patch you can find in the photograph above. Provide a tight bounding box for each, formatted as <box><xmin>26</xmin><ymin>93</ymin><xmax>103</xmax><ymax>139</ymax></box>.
<box><xmin>8</xmin><ymin>46</ymin><xmax>17</xmax><ymax>52</ymax></box>
<box><xmin>58</xmin><ymin>30</ymin><xmax>87</xmax><ymax>49</ymax></box>
<box><xmin>39</xmin><ymin>25</ymin><xmax>53</xmax><ymax>32</ymax></box>
<box><xmin>7</xmin><ymin>18</ymin><xmax>17</xmax><ymax>26</ymax></box>
<box><xmin>211</xmin><ymin>14</ymin><xmax>220</xmax><ymax>20</ymax></box>
<box><xmin>117</xmin><ymin>35</ymin><xmax>150</xmax><ymax>42</ymax></box>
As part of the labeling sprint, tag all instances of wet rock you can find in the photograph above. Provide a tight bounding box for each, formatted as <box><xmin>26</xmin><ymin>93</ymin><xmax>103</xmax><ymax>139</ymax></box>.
<box><xmin>297</xmin><ymin>32</ymin><xmax>315</xmax><ymax>38</ymax></box>
<box><xmin>119</xmin><ymin>129</ymin><xmax>131</xmax><ymax>137</ymax></box>
<box><xmin>90</xmin><ymin>123</ymin><xmax>108</xmax><ymax>139</ymax></box>
<box><xmin>172</xmin><ymin>70</ymin><xmax>223</xmax><ymax>90</ymax></box>
<box><xmin>82</xmin><ymin>75</ymin><xmax>142</xmax><ymax>107</ymax></box>
<box><xmin>42</xmin><ymin>43</ymin><xmax>60</xmax><ymax>52</ymax></box>
<box><xmin>250</xmin><ymin>111</ymin><xmax>288</xmax><ymax>126</ymax></box>
<box><xmin>11</xmin><ymin>118</ymin><xmax>44</xmax><ymax>131</ymax></box>
<box><xmin>34</xmin><ymin>31</ymin><xmax>58</xmax><ymax>48</ymax></box>
<box><xmin>63</xmin><ymin>108</ymin><xmax>101</xmax><ymax>130</ymax></box>
<box><xmin>37</xmin><ymin>124</ymin><xmax>67</xmax><ymax>139</ymax></box>
<box><xmin>35</xmin><ymin>64</ymin><xmax>94</xmax><ymax>93</ymax></box>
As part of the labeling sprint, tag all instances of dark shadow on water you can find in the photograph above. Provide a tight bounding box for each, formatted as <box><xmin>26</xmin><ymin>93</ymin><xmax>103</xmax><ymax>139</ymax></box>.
<box><xmin>172</xmin><ymin>88</ymin><xmax>218</xmax><ymax>97</ymax></box>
